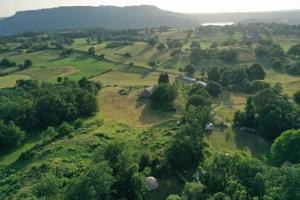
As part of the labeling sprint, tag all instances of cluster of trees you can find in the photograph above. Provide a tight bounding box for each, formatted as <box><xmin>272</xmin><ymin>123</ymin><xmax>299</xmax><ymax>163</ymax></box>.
<box><xmin>207</xmin><ymin>63</ymin><xmax>266</xmax><ymax>93</ymax></box>
<box><xmin>168</xmin><ymin>153</ymin><xmax>300</xmax><ymax>200</ymax></box>
<box><xmin>166</xmin><ymin>106</ymin><xmax>209</xmax><ymax>173</ymax></box>
<box><xmin>151</xmin><ymin>73</ymin><xmax>177</xmax><ymax>110</ymax></box>
<box><xmin>0</xmin><ymin>77</ymin><xmax>101</xmax><ymax>149</ymax></box>
<box><xmin>255</xmin><ymin>43</ymin><xmax>285</xmax><ymax>59</ymax></box>
<box><xmin>67</xmin><ymin>141</ymin><xmax>146</xmax><ymax>200</ymax></box>
<box><xmin>234</xmin><ymin>86</ymin><xmax>299</xmax><ymax>140</ymax></box>
<box><xmin>0</xmin><ymin>58</ymin><xmax>16</xmax><ymax>67</ymax></box>
<box><xmin>191</xmin><ymin>47</ymin><xmax>238</xmax><ymax>65</ymax></box>
<box><xmin>0</xmin><ymin>57</ymin><xmax>32</xmax><ymax>70</ymax></box>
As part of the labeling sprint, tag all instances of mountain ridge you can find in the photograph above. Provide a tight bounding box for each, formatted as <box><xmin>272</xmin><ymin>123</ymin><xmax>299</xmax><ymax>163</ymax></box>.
<box><xmin>1</xmin><ymin>5</ymin><xmax>300</xmax><ymax>36</ymax></box>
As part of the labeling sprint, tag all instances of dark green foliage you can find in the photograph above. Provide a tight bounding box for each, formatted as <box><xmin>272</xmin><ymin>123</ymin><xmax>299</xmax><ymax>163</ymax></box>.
<box><xmin>184</xmin><ymin>64</ymin><xmax>196</xmax><ymax>76</ymax></box>
<box><xmin>60</xmin><ymin>48</ymin><xmax>74</xmax><ymax>57</ymax></box>
<box><xmin>220</xmin><ymin>70</ymin><xmax>232</xmax><ymax>87</ymax></box>
<box><xmin>294</xmin><ymin>90</ymin><xmax>300</xmax><ymax>105</ymax></box>
<box><xmin>24</xmin><ymin>59</ymin><xmax>33</xmax><ymax>68</ymax></box>
<box><xmin>88</xmin><ymin>47</ymin><xmax>95</xmax><ymax>55</ymax></box>
<box><xmin>264</xmin><ymin>165</ymin><xmax>300</xmax><ymax>200</ymax></box>
<box><xmin>246</xmin><ymin>80</ymin><xmax>270</xmax><ymax>94</ymax></box>
<box><xmin>208</xmin><ymin>67</ymin><xmax>221</xmax><ymax>82</ymax></box>
<box><xmin>148</xmin><ymin>37</ymin><xmax>158</xmax><ymax>46</ymax></box>
<box><xmin>0</xmin><ymin>79</ymin><xmax>100</xmax><ymax>131</ymax></box>
<box><xmin>198</xmin><ymin>153</ymin><xmax>264</xmax><ymax>199</ymax></box>
<box><xmin>234</xmin><ymin>88</ymin><xmax>298</xmax><ymax>140</ymax></box>
<box><xmin>166</xmin><ymin>106</ymin><xmax>210</xmax><ymax>172</ymax></box>
<box><xmin>287</xmin><ymin>62</ymin><xmax>300</xmax><ymax>75</ymax></box>
<box><xmin>271</xmin><ymin>58</ymin><xmax>285</xmax><ymax>72</ymax></box>
<box><xmin>0</xmin><ymin>57</ymin><xmax>16</xmax><ymax>67</ymax></box>
<box><xmin>288</xmin><ymin>43</ymin><xmax>300</xmax><ymax>57</ymax></box>
<box><xmin>158</xmin><ymin>72</ymin><xmax>170</xmax><ymax>84</ymax></box>
<box><xmin>181</xmin><ymin>182</ymin><xmax>206</xmax><ymax>200</ymax></box>
<box><xmin>151</xmin><ymin>84</ymin><xmax>177</xmax><ymax>109</ymax></box>
<box><xmin>34</xmin><ymin>173</ymin><xmax>65</xmax><ymax>198</ymax></box>
<box><xmin>57</xmin><ymin>122</ymin><xmax>74</xmax><ymax>136</ymax></box>
<box><xmin>271</xmin><ymin>129</ymin><xmax>300</xmax><ymax>165</ymax></box>
<box><xmin>92</xmin><ymin>141</ymin><xmax>146</xmax><ymax>199</ymax></box>
<box><xmin>255</xmin><ymin>46</ymin><xmax>270</xmax><ymax>58</ymax></box>
<box><xmin>246</xmin><ymin>63</ymin><xmax>265</xmax><ymax>80</ymax></box>
<box><xmin>157</xmin><ymin>43</ymin><xmax>166</xmax><ymax>51</ymax></box>
<box><xmin>188</xmin><ymin>84</ymin><xmax>209</xmax><ymax>97</ymax></box>
<box><xmin>218</xmin><ymin>49</ymin><xmax>238</xmax><ymax>63</ymax></box>
<box><xmin>0</xmin><ymin>120</ymin><xmax>25</xmax><ymax>149</ymax></box>
<box><xmin>124</xmin><ymin>52</ymin><xmax>132</xmax><ymax>58</ymax></box>
<box><xmin>67</xmin><ymin>162</ymin><xmax>115</xmax><ymax>200</ymax></box>
<box><xmin>206</xmin><ymin>82</ymin><xmax>222</xmax><ymax>97</ymax></box>
<box><xmin>187</xmin><ymin>95</ymin><xmax>211</xmax><ymax>108</ymax></box>
<box><xmin>190</xmin><ymin>41</ymin><xmax>201</xmax><ymax>49</ymax></box>
<box><xmin>79</xmin><ymin>77</ymin><xmax>102</xmax><ymax>95</ymax></box>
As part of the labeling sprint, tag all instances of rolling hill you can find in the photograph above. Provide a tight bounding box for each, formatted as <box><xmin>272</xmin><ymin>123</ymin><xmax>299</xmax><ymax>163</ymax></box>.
<box><xmin>0</xmin><ymin>5</ymin><xmax>198</xmax><ymax>36</ymax></box>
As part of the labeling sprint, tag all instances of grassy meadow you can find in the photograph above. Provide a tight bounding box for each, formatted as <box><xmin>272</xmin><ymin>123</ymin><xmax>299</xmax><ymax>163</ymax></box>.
<box><xmin>2</xmin><ymin>29</ymin><xmax>300</xmax><ymax>163</ymax></box>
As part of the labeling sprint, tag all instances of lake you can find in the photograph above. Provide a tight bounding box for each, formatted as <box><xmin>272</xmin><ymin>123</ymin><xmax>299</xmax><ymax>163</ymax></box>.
<box><xmin>202</xmin><ymin>22</ymin><xmax>234</xmax><ymax>26</ymax></box>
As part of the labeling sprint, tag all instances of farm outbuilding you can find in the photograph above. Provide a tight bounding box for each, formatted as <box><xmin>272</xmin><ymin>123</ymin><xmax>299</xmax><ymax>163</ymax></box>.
<box><xmin>182</xmin><ymin>76</ymin><xmax>197</xmax><ymax>82</ymax></box>
<box><xmin>196</xmin><ymin>80</ymin><xmax>207</xmax><ymax>87</ymax></box>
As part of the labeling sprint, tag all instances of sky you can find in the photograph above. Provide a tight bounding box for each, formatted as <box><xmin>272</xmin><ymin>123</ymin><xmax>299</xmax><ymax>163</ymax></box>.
<box><xmin>1</xmin><ymin>0</ymin><xmax>300</xmax><ymax>17</ymax></box>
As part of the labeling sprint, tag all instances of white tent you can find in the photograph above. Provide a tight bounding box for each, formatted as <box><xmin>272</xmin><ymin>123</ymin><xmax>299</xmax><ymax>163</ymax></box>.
<box><xmin>145</xmin><ymin>176</ymin><xmax>159</xmax><ymax>191</ymax></box>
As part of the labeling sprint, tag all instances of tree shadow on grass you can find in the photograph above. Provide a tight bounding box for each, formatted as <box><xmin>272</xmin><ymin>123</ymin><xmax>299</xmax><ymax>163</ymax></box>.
<box><xmin>138</xmin><ymin>102</ymin><xmax>176</xmax><ymax>126</ymax></box>
<box><xmin>137</xmin><ymin>45</ymin><xmax>154</xmax><ymax>56</ymax></box>
<box><xmin>233</xmin><ymin>127</ymin><xmax>270</xmax><ymax>159</ymax></box>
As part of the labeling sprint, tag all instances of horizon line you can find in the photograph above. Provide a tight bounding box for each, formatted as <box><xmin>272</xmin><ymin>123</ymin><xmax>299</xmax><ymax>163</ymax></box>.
<box><xmin>1</xmin><ymin>4</ymin><xmax>300</xmax><ymax>18</ymax></box>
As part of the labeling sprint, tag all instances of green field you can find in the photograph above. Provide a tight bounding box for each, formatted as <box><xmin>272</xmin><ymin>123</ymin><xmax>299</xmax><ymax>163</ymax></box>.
<box><xmin>0</xmin><ymin>74</ymin><xmax>30</xmax><ymax>88</ymax></box>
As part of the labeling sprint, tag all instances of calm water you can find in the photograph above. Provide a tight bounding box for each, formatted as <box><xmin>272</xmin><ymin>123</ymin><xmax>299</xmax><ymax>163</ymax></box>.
<box><xmin>201</xmin><ymin>22</ymin><xmax>234</xmax><ymax>26</ymax></box>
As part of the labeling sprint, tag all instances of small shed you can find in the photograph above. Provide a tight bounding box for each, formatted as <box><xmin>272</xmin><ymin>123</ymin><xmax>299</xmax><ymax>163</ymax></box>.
<box><xmin>140</xmin><ymin>85</ymin><xmax>156</xmax><ymax>99</ymax></box>
<box><xmin>196</xmin><ymin>80</ymin><xmax>207</xmax><ymax>87</ymax></box>
<box><xmin>145</xmin><ymin>176</ymin><xmax>159</xmax><ymax>191</ymax></box>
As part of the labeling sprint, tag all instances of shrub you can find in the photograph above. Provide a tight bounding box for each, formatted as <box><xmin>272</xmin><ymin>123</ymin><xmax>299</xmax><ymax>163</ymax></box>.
<box><xmin>271</xmin><ymin>129</ymin><xmax>300</xmax><ymax>165</ymax></box>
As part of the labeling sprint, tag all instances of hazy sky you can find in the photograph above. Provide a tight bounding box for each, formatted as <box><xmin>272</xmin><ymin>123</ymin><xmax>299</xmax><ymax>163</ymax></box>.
<box><xmin>1</xmin><ymin>0</ymin><xmax>300</xmax><ymax>17</ymax></box>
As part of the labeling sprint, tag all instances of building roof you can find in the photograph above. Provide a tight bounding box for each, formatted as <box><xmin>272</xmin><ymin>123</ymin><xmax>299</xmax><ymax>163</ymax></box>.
<box><xmin>183</xmin><ymin>77</ymin><xmax>197</xmax><ymax>82</ymax></box>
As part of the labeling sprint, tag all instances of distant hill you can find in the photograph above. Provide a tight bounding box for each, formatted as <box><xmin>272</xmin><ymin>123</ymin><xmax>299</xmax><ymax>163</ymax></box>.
<box><xmin>190</xmin><ymin>10</ymin><xmax>300</xmax><ymax>25</ymax></box>
<box><xmin>0</xmin><ymin>5</ymin><xmax>198</xmax><ymax>36</ymax></box>
<box><xmin>1</xmin><ymin>5</ymin><xmax>300</xmax><ymax>36</ymax></box>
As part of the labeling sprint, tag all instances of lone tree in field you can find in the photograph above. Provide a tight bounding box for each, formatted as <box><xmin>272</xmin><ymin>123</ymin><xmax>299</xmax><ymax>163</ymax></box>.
<box><xmin>157</xmin><ymin>43</ymin><xmax>166</xmax><ymax>51</ymax></box>
<box><xmin>184</xmin><ymin>64</ymin><xmax>196</xmax><ymax>76</ymax></box>
<box><xmin>246</xmin><ymin>63</ymin><xmax>265</xmax><ymax>80</ymax></box>
<box><xmin>206</xmin><ymin>81</ymin><xmax>222</xmax><ymax>97</ymax></box>
<box><xmin>151</xmin><ymin>84</ymin><xmax>177</xmax><ymax>110</ymax></box>
<box><xmin>158</xmin><ymin>73</ymin><xmax>170</xmax><ymax>84</ymax></box>
<box><xmin>88</xmin><ymin>47</ymin><xmax>95</xmax><ymax>55</ymax></box>
<box><xmin>24</xmin><ymin>59</ymin><xmax>33</xmax><ymax>69</ymax></box>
